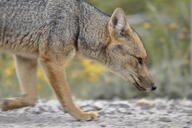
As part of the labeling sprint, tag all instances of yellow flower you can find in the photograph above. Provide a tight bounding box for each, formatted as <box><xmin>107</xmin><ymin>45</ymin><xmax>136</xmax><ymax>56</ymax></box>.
<box><xmin>142</xmin><ymin>23</ymin><xmax>151</xmax><ymax>29</ymax></box>
<box><xmin>81</xmin><ymin>59</ymin><xmax>106</xmax><ymax>73</ymax></box>
<box><xmin>168</xmin><ymin>23</ymin><xmax>178</xmax><ymax>30</ymax></box>
<box><xmin>37</xmin><ymin>68</ymin><xmax>46</xmax><ymax>81</ymax></box>
<box><xmin>4</xmin><ymin>66</ymin><xmax>15</xmax><ymax>77</ymax></box>
<box><xmin>81</xmin><ymin>59</ymin><xmax>106</xmax><ymax>82</ymax></box>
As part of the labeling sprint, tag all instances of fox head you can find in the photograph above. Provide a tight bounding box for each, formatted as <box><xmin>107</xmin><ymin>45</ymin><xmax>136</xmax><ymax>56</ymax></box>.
<box><xmin>105</xmin><ymin>8</ymin><xmax>156</xmax><ymax>91</ymax></box>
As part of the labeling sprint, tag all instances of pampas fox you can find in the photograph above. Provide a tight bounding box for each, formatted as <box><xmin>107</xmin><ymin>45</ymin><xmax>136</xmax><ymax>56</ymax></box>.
<box><xmin>0</xmin><ymin>0</ymin><xmax>156</xmax><ymax>120</ymax></box>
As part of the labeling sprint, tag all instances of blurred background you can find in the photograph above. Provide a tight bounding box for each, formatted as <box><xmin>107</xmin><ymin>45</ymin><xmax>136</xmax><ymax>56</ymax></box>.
<box><xmin>0</xmin><ymin>0</ymin><xmax>191</xmax><ymax>100</ymax></box>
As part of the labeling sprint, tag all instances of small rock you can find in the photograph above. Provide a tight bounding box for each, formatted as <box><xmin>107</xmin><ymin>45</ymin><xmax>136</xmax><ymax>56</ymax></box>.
<box><xmin>47</xmin><ymin>106</ymin><xmax>55</xmax><ymax>113</ymax></box>
<box><xmin>38</xmin><ymin>105</ymin><xmax>47</xmax><ymax>112</ymax></box>
<box><xmin>110</xmin><ymin>101</ymin><xmax>130</xmax><ymax>108</ymax></box>
<box><xmin>118</xmin><ymin>108</ymin><xmax>128</xmax><ymax>113</ymax></box>
<box><xmin>186</xmin><ymin>120</ymin><xmax>192</xmax><ymax>124</ymax></box>
<box><xmin>98</xmin><ymin>110</ymin><xmax>105</xmax><ymax>115</ymax></box>
<box><xmin>38</xmin><ymin>104</ymin><xmax>51</xmax><ymax>112</ymax></box>
<box><xmin>104</xmin><ymin>107</ymin><xmax>116</xmax><ymax>114</ymax></box>
<box><xmin>58</xmin><ymin>105</ymin><xmax>63</xmax><ymax>111</ymax></box>
<box><xmin>156</xmin><ymin>102</ymin><xmax>167</xmax><ymax>110</ymax></box>
<box><xmin>147</xmin><ymin>110</ymin><xmax>154</xmax><ymax>114</ymax></box>
<box><xmin>100</xmin><ymin>124</ymin><xmax>106</xmax><ymax>127</ymax></box>
<box><xmin>182</xmin><ymin>109</ymin><xmax>192</xmax><ymax>114</ymax></box>
<box><xmin>139</xmin><ymin>111</ymin><xmax>146</xmax><ymax>115</ymax></box>
<box><xmin>159</xmin><ymin>117</ymin><xmax>172</xmax><ymax>122</ymax></box>
<box><xmin>46</xmin><ymin>101</ymin><xmax>60</xmax><ymax>112</ymax></box>
<box><xmin>136</xmin><ymin>99</ymin><xmax>155</xmax><ymax>110</ymax></box>
<box><xmin>180</xmin><ymin>99</ymin><xmax>192</xmax><ymax>108</ymax></box>
<box><xmin>39</xmin><ymin>99</ymin><xmax>48</xmax><ymax>103</ymax></box>
<box><xmin>127</xmin><ymin>112</ymin><xmax>132</xmax><ymax>115</ymax></box>
<box><xmin>81</xmin><ymin>105</ymin><xmax>95</xmax><ymax>112</ymax></box>
<box><xmin>112</xmin><ymin>101</ymin><xmax>130</xmax><ymax>108</ymax></box>
<box><xmin>94</xmin><ymin>102</ymin><xmax>104</xmax><ymax>110</ymax></box>
<box><xmin>31</xmin><ymin>107</ymin><xmax>41</xmax><ymax>114</ymax></box>
<box><xmin>167</xmin><ymin>110</ymin><xmax>173</xmax><ymax>114</ymax></box>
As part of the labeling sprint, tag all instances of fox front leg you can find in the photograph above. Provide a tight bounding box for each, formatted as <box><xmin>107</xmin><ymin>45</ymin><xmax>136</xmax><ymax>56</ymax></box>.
<box><xmin>39</xmin><ymin>55</ymin><xmax>98</xmax><ymax>121</ymax></box>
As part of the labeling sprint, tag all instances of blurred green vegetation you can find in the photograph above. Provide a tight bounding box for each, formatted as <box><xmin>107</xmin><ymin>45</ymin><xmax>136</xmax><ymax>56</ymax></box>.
<box><xmin>0</xmin><ymin>0</ymin><xmax>191</xmax><ymax>99</ymax></box>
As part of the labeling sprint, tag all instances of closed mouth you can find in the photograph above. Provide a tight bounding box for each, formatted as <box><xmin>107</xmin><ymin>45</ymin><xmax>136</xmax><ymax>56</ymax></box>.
<box><xmin>130</xmin><ymin>75</ymin><xmax>146</xmax><ymax>91</ymax></box>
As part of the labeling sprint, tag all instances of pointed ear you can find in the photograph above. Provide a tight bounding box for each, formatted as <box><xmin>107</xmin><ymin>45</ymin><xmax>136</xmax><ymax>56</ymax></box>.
<box><xmin>109</xmin><ymin>8</ymin><xmax>128</xmax><ymax>34</ymax></box>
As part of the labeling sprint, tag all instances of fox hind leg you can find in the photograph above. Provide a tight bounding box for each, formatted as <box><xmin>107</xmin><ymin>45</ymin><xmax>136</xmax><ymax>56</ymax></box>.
<box><xmin>0</xmin><ymin>55</ymin><xmax>38</xmax><ymax>111</ymax></box>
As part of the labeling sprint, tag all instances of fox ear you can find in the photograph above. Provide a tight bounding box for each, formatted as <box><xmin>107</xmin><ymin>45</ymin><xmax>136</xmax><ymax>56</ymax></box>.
<box><xmin>109</xmin><ymin>8</ymin><xmax>128</xmax><ymax>35</ymax></box>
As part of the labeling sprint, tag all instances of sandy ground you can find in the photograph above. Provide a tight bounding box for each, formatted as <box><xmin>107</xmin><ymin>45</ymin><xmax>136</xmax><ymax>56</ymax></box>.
<box><xmin>0</xmin><ymin>99</ymin><xmax>192</xmax><ymax>128</ymax></box>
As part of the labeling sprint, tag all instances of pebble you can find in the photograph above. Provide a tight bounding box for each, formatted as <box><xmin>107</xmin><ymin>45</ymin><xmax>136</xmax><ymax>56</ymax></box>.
<box><xmin>31</xmin><ymin>107</ymin><xmax>41</xmax><ymax>114</ymax></box>
<box><xmin>159</xmin><ymin>117</ymin><xmax>172</xmax><ymax>122</ymax></box>
<box><xmin>156</xmin><ymin>102</ymin><xmax>167</xmax><ymax>110</ymax></box>
<box><xmin>81</xmin><ymin>105</ymin><xmax>95</xmax><ymax>112</ymax></box>
<box><xmin>136</xmin><ymin>99</ymin><xmax>155</xmax><ymax>110</ymax></box>
<box><xmin>104</xmin><ymin>107</ymin><xmax>116</xmax><ymax>114</ymax></box>
<box><xmin>110</xmin><ymin>101</ymin><xmax>130</xmax><ymax>108</ymax></box>
<box><xmin>100</xmin><ymin>124</ymin><xmax>106</xmax><ymax>127</ymax></box>
<box><xmin>117</xmin><ymin>108</ymin><xmax>128</xmax><ymax>113</ymax></box>
<box><xmin>94</xmin><ymin>102</ymin><xmax>104</xmax><ymax>110</ymax></box>
<box><xmin>182</xmin><ymin>109</ymin><xmax>192</xmax><ymax>114</ymax></box>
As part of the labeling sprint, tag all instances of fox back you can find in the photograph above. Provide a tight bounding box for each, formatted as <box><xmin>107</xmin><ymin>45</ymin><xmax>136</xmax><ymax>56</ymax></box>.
<box><xmin>0</xmin><ymin>0</ymin><xmax>80</xmax><ymax>56</ymax></box>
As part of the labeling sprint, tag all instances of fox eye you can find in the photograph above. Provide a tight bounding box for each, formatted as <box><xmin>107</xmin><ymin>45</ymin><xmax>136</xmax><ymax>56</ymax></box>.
<box><xmin>120</xmin><ymin>31</ymin><xmax>130</xmax><ymax>39</ymax></box>
<box><xmin>137</xmin><ymin>57</ymin><xmax>143</xmax><ymax>65</ymax></box>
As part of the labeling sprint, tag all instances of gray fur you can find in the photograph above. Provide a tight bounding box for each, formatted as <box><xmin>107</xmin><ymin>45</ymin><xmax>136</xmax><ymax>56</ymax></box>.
<box><xmin>0</xmin><ymin>0</ymin><xmax>109</xmax><ymax>60</ymax></box>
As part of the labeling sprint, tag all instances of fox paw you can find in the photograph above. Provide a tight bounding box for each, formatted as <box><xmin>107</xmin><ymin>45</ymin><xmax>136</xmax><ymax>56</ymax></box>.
<box><xmin>77</xmin><ymin>111</ymin><xmax>99</xmax><ymax>121</ymax></box>
<box><xmin>0</xmin><ymin>98</ymin><xmax>36</xmax><ymax>111</ymax></box>
<box><xmin>0</xmin><ymin>99</ymin><xmax>11</xmax><ymax>111</ymax></box>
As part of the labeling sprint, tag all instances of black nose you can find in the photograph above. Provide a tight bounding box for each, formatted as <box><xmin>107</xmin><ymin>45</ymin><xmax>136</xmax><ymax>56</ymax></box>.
<box><xmin>151</xmin><ymin>84</ymin><xmax>157</xmax><ymax>91</ymax></box>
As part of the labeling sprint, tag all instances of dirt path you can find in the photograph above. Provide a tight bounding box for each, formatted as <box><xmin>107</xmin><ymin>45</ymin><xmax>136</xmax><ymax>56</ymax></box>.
<box><xmin>0</xmin><ymin>99</ymin><xmax>192</xmax><ymax>128</ymax></box>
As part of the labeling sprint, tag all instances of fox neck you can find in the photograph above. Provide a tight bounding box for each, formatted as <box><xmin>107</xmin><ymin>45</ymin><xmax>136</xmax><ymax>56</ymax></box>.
<box><xmin>77</xmin><ymin>1</ymin><xmax>110</xmax><ymax>65</ymax></box>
